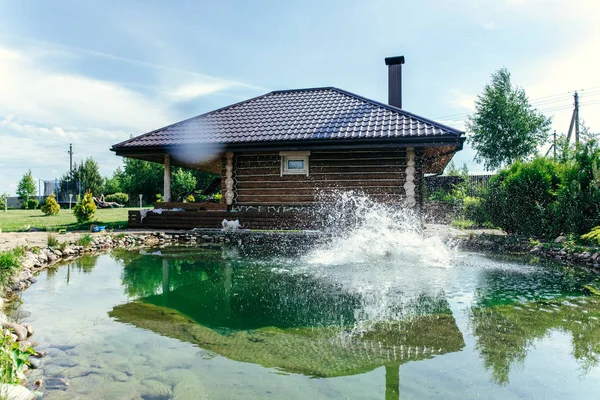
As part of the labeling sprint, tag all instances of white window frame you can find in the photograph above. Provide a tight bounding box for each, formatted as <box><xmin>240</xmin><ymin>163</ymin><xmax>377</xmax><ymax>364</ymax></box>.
<box><xmin>280</xmin><ymin>151</ymin><xmax>310</xmax><ymax>176</ymax></box>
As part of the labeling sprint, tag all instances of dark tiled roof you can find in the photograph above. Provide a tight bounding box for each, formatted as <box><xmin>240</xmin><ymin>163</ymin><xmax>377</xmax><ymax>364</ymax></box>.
<box><xmin>112</xmin><ymin>87</ymin><xmax>463</xmax><ymax>150</ymax></box>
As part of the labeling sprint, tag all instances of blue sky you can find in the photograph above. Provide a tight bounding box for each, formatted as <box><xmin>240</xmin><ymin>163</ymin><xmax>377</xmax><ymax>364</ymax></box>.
<box><xmin>1</xmin><ymin>0</ymin><xmax>599</xmax><ymax>193</ymax></box>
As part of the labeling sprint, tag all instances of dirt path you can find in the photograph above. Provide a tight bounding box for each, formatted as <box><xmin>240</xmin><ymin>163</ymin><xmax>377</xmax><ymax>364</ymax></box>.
<box><xmin>0</xmin><ymin>230</ymin><xmax>161</xmax><ymax>252</ymax></box>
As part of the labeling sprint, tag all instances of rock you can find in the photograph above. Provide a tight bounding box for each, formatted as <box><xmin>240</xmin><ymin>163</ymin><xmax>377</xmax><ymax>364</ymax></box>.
<box><xmin>139</xmin><ymin>380</ymin><xmax>172</xmax><ymax>399</ymax></box>
<box><xmin>0</xmin><ymin>298</ymin><xmax>4</xmax><ymax>311</ymax></box>
<box><xmin>592</xmin><ymin>253</ymin><xmax>599</xmax><ymax>262</ymax></box>
<box><xmin>55</xmin><ymin>358</ymin><xmax>78</xmax><ymax>368</ymax></box>
<box><xmin>8</xmin><ymin>323</ymin><xmax>28</xmax><ymax>341</ymax></box>
<box><xmin>173</xmin><ymin>375</ymin><xmax>206</xmax><ymax>399</ymax></box>
<box><xmin>29</xmin><ymin>357</ymin><xmax>42</xmax><ymax>369</ymax></box>
<box><xmin>10</xmin><ymin>309</ymin><xmax>31</xmax><ymax>319</ymax></box>
<box><xmin>47</xmin><ymin>252</ymin><xmax>58</xmax><ymax>262</ymax></box>
<box><xmin>554</xmin><ymin>235</ymin><xmax>567</xmax><ymax>243</ymax></box>
<box><xmin>53</xmin><ymin>249</ymin><xmax>63</xmax><ymax>257</ymax></box>
<box><xmin>44</xmin><ymin>378</ymin><xmax>68</xmax><ymax>391</ymax></box>
<box><xmin>36</xmin><ymin>252</ymin><xmax>48</xmax><ymax>263</ymax></box>
<box><xmin>0</xmin><ymin>384</ymin><xmax>36</xmax><ymax>400</ymax></box>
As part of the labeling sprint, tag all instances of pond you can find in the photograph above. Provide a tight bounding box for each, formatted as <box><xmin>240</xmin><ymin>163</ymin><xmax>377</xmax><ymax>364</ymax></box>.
<box><xmin>18</xmin><ymin>239</ymin><xmax>600</xmax><ymax>400</ymax></box>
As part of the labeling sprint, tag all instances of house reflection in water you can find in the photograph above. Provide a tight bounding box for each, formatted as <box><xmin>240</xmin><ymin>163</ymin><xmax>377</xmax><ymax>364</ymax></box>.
<box><xmin>109</xmin><ymin>250</ymin><xmax>465</xmax><ymax>399</ymax></box>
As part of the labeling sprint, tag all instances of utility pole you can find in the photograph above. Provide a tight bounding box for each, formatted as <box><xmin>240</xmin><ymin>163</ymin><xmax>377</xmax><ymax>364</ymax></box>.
<box><xmin>68</xmin><ymin>143</ymin><xmax>73</xmax><ymax>175</ymax></box>
<box><xmin>553</xmin><ymin>130</ymin><xmax>557</xmax><ymax>160</ymax></box>
<box><xmin>574</xmin><ymin>91</ymin><xmax>580</xmax><ymax>145</ymax></box>
<box><xmin>566</xmin><ymin>91</ymin><xmax>580</xmax><ymax>146</ymax></box>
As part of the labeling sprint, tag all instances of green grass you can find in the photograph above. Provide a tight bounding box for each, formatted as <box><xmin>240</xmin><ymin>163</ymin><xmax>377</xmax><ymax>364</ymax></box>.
<box><xmin>0</xmin><ymin>208</ymin><xmax>132</xmax><ymax>232</ymax></box>
<box><xmin>0</xmin><ymin>247</ymin><xmax>25</xmax><ymax>285</ymax></box>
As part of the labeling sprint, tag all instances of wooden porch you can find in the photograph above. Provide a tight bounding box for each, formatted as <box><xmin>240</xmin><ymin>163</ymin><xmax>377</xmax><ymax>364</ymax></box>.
<box><xmin>128</xmin><ymin>202</ymin><xmax>316</xmax><ymax>230</ymax></box>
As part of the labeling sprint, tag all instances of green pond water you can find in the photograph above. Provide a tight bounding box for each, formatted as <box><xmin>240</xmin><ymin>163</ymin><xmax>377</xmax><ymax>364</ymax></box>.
<box><xmin>18</xmin><ymin>243</ymin><xmax>600</xmax><ymax>399</ymax></box>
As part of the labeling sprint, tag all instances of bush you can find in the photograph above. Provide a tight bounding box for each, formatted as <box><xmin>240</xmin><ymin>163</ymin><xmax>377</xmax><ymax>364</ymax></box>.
<box><xmin>0</xmin><ymin>248</ymin><xmax>22</xmax><ymax>285</ymax></box>
<box><xmin>582</xmin><ymin>226</ymin><xmax>600</xmax><ymax>245</ymax></box>
<box><xmin>214</xmin><ymin>193</ymin><xmax>223</xmax><ymax>202</ymax></box>
<box><xmin>185</xmin><ymin>194</ymin><xmax>195</xmax><ymax>203</ymax></box>
<box><xmin>462</xmin><ymin>196</ymin><xmax>488</xmax><ymax>226</ymax></box>
<box><xmin>105</xmin><ymin>192</ymin><xmax>129</xmax><ymax>205</ymax></box>
<box><xmin>73</xmin><ymin>192</ymin><xmax>96</xmax><ymax>223</ymax></box>
<box><xmin>77</xmin><ymin>234</ymin><xmax>93</xmax><ymax>247</ymax></box>
<box><xmin>483</xmin><ymin>157</ymin><xmax>563</xmax><ymax>237</ymax></box>
<box><xmin>554</xmin><ymin>140</ymin><xmax>600</xmax><ymax>236</ymax></box>
<box><xmin>41</xmin><ymin>193</ymin><xmax>60</xmax><ymax>215</ymax></box>
<box><xmin>25</xmin><ymin>198</ymin><xmax>39</xmax><ymax>210</ymax></box>
<box><xmin>47</xmin><ymin>234</ymin><xmax>59</xmax><ymax>248</ymax></box>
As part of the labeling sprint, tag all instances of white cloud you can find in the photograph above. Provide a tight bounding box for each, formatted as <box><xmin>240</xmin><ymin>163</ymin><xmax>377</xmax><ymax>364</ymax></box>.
<box><xmin>447</xmin><ymin>89</ymin><xmax>476</xmax><ymax>112</ymax></box>
<box><xmin>0</xmin><ymin>41</ymin><xmax>260</xmax><ymax>192</ymax></box>
<box><xmin>0</xmin><ymin>45</ymin><xmax>172</xmax><ymax>132</ymax></box>
<box><xmin>169</xmin><ymin>81</ymin><xmax>236</xmax><ymax>101</ymax></box>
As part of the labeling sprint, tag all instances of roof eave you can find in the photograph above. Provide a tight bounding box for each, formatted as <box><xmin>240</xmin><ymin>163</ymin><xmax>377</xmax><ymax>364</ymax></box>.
<box><xmin>112</xmin><ymin>135</ymin><xmax>465</xmax><ymax>157</ymax></box>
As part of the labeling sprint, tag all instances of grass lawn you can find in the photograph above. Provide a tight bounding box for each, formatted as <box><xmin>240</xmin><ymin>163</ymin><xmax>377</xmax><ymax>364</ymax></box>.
<box><xmin>0</xmin><ymin>207</ymin><xmax>134</xmax><ymax>232</ymax></box>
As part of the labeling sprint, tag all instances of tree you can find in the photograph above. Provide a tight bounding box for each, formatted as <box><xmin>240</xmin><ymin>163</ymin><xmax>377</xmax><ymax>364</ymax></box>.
<box><xmin>0</xmin><ymin>193</ymin><xmax>8</xmax><ymax>210</ymax></box>
<box><xmin>172</xmin><ymin>169</ymin><xmax>197</xmax><ymax>201</ymax></box>
<box><xmin>16</xmin><ymin>170</ymin><xmax>37</xmax><ymax>203</ymax></box>
<box><xmin>104</xmin><ymin>167</ymin><xmax>125</xmax><ymax>195</ymax></box>
<box><xmin>466</xmin><ymin>68</ymin><xmax>552</xmax><ymax>170</ymax></box>
<box><xmin>60</xmin><ymin>157</ymin><xmax>104</xmax><ymax>196</ymax></box>
<box><xmin>121</xmin><ymin>158</ymin><xmax>164</xmax><ymax>202</ymax></box>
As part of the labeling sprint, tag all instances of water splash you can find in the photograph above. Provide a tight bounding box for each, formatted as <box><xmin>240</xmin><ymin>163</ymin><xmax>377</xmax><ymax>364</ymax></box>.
<box><xmin>306</xmin><ymin>191</ymin><xmax>455</xmax><ymax>268</ymax></box>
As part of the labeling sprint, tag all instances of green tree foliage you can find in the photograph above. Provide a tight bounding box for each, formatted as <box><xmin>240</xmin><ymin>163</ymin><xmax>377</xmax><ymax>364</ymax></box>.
<box><xmin>467</xmin><ymin>68</ymin><xmax>551</xmax><ymax>170</ymax></box>
<box><xmin>172</xmin><ymin>169</ymin><xmax>197</xmax><ymax>201</ymax></box>
<box><xmin>121</xmin><ymin>158</ymin><xmax>164</xmax><ymax>202</ymax></box>
<box><xmin>105</xmin><ymin>192</ymin><xmax>129</xmax><ymax>205</ymax></box>
<box><xmin>104</xmin><ymin>167</ymin><xmax>125</xmax><ymax>195</ymax></box>
<box><xmin>73</xmin><ymin>191</ymin><xmax>96</xmax><ymax>223</ymax></box>
<box><xmin>484</xmin><ymin>158</ymin><xmax>563</xmax><ymax>236</ymax></box>
<box><xmin>60</xmin><ymin>157</ymin><xmax>104</xmax><ymax>196</ymax></box>
<box><xmin>41</xmin><ymin>193</ymin><xmax>60</xmax><ymax>215</ymax></box>
<box><xmin>0</xmin><ymin>192</ymin><xmax>8</xmax><ymax>210</ymax></box>
<box><xmin>554</xmin><ymin>140</ymin><xmax>600</xmax><ymax>236</ymax></box>
<box><xmin>16</xmin><ymin>170</ymin><xmax>37</xmax><ymax>204</ymax></box>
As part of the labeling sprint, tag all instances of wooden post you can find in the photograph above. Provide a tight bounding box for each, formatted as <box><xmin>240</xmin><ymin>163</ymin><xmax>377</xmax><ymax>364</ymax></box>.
<box><xmin>225</xmin><ymin>152</ymin><xmax>234</xmax><ymax>208</ymax></box>
<box><xmin>404</xmin><ymin>147</ymin><xmax>416</xmax><ymax>207</ymax></box>
<box><xmin>164</xmin><ymin>154</ymin><xmax>171</xmax><ymax>202</ymax></box>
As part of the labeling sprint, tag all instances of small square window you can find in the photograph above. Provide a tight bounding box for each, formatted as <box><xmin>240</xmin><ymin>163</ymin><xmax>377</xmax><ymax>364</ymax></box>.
<box><xmin>287</xmin><ymin>159</ymin><xmax>305</xmax><ymax>170</ymax></box>
<box><xmin>280</xmin><ymin>151</ymin><xmax>310</xmax><ymax>176</ymax></box>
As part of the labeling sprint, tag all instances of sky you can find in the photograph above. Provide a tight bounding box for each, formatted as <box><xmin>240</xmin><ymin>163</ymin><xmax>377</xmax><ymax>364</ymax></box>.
<box><xmin>1</xmin><ymin>0</ymin><xmax>600</xmax><ymax>193</ymax></box>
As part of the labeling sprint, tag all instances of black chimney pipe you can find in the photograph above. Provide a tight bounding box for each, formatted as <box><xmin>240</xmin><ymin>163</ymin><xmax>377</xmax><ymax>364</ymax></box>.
<box><xmin>385</xmin><ymin>56</ymin><xmax>405</xmax><ymax>109</ymax></box>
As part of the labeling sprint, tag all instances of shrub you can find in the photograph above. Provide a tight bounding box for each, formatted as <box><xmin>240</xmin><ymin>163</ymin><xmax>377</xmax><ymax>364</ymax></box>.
<box><xmin>582</xmin><ymin>226</ymin><xmax>600</xmax><ymax>246</ymax></box>
<box><xmin>214</xmin><ymin>193</ymin><xmax>223</xmax><ymax>202</ymax></box>
<box><xmin>155</xmin><ymin>193</ymin><xmax>164</xmax><ymax>202</ymax></box>
<box><xmin>73</xmin><ymin>192</ymin><xmax>96</xmax><ymax>223</ymax></box>
<box><xmin>0</xmin><ymin>248</ymin><xmax>22</xmax><ymax>285</ymax></box>
<box><xmin>77</xmin><ymin>234</ymin><xmax>93</xmax><ymax>247</ymax></box>
<box><xmin>26</xmin><ymin>198</ymin><xmax>39</xmax><ymax>210</ymax></box>
<box><xmin>483</xmin><ymin>157</ymin><xmax>563</xmax><ymax>237</ymax></box>
<box><xmin>105</xmin><ymin>192</ymin><xmax>128</xmax><ymax>205</ymax></box>
<box><xmin>47</xmin><ymin>234</ymin><xmax>59</xmax><ymax>248</ymax></box>
<box><xmin>185</xmin><ymin>194</ymin><xmax>195</xmax><ymax>203</ymax></box>
<box><xmin>462</xmin><ymin>196</ymin><xmax>488</xmax><ymax>226</ymax></box>
<box><xmin>41</xmin><ymin>193</ymin><xmax>60</xmax><ymax>215</ymax></box>
<box><xmin>554</xmin><ymin>140</ymin><xmax>600</xmax><ymax>236</ymax></box>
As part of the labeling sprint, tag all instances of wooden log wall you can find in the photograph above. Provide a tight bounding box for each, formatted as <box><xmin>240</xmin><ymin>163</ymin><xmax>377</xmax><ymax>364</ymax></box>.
<box><xmin>233</xmin><ymin>150</ymin><xmax>410</xmax><ymax>206</ymax></box>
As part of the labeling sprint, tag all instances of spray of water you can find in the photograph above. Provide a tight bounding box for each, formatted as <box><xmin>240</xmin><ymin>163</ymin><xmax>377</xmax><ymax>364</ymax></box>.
<box><xmin>306</xmin><ymin>191</ymin><xmax>455</xmax><ymax>268</ymax></box>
